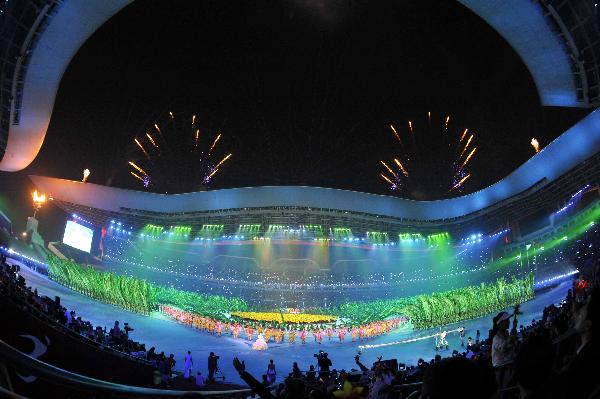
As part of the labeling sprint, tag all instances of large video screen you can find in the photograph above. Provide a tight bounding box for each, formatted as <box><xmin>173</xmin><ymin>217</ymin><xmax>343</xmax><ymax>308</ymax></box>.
<box><xmin>63</xmin><ymin>220</ymin><xmax>94</xmax><ymax>253</ymax></box>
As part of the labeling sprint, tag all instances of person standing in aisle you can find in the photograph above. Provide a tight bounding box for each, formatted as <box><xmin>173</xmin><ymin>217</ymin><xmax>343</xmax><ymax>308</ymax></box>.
<box><xmin>183</xmin><ymin>350</ymin><xmax>193</xmax><ymax>379</ymax></box>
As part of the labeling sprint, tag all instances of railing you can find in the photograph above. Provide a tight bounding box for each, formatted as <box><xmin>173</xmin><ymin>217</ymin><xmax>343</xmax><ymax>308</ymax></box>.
<box><xmin>0</xmin><ymin>339</ymin><xmax>253</xmax><ymax>398</ymax></box>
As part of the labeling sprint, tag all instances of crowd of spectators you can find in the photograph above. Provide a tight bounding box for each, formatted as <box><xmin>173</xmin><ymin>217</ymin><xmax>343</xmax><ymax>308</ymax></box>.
<box><xmin>230</xmin><ymin>254</ymin><xmax>600</xmax><ymax>399</ymax></box>
<box><xmin>5</xmin><ymin>202</ymin><xmax>600</xmax><ymax>397</ymax></box>
<box><xmin>0</xmin><ymin>254</ymin><xmax>172</xmax><ymax>375</ymax></box>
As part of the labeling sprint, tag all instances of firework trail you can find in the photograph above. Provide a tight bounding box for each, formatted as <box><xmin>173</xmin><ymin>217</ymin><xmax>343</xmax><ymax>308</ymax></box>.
<box><xmin>128</xmin><ymin>161</ymin><xmax>148</xmax><ymax>176</ymax></box>
<box><xmin>134</xmin><ymin>138</ymin><xmax>150</xmax><ymax>160</ymax></box>
<box><xmin>208</xmin><ymin>133</ymin><xmax>221</xmax><ymax>156</ymax></box>
<box><xmin>459</xmin><ymin>135</ymin><xmax>474</xmax><ymax>159</ymax></box>
<box><xmin>379</xmin><ymin>112</ymin><xmax>478</xmax><ymax>197</ymax></box>
<box><xmin>128</xmin><ymin>112</ymin><xmax>232</xmax><ymax>190</ymax></box>
<box><xmin>390</xmin><ymin>125</ymin><xmax>402</xmax><ymax>146</ymax></box>
<box><xmin>146</xmin><ymin>133</ymin><xmax>159</xmax><ymax>150</ymax></box>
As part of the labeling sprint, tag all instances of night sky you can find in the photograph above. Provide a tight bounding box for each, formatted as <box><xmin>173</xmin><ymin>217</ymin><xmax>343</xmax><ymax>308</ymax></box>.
<box><xmin>0</xmin><ymin>0</ymin><xmax>591</xmax><ymax>236</ymax></box>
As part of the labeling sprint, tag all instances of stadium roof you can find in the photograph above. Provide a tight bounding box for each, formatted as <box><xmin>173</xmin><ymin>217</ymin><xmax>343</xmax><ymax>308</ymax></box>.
<box><xmin>2</xmin><ymin>0</ymin><xmax>598</xmax><ymax>171</ymax></box>
<box><xmin>29</xmin><ymin>107</ymin><xmax>600</xmax><ymax>225</ymax></box>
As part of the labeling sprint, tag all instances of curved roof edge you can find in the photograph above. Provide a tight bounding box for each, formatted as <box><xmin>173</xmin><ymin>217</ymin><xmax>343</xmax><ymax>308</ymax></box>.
<box><xmin>30</xmin><ymin>108</ymin><xmax>600</xmax><ymax>221</ymax></box>
<box><xmin>0</xmin><ymin>0</ymin><xmax>585</xmax><ymax>172</ymax></box>
<box><xmin>457</xmin><ymin>0</ymin><xmax>577</xmax><ymax>107</ymax></box>
<box><xmin>0</xmin><ymin>0</ymin><xmax>132</xmax><ymax>172</ymax></box>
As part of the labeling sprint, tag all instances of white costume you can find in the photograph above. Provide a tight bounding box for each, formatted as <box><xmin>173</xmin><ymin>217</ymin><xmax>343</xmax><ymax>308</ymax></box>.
<box><xmin>252</xmin><ymin>334</ymin><xmax>268</xmax><ymax>350</ymax></box>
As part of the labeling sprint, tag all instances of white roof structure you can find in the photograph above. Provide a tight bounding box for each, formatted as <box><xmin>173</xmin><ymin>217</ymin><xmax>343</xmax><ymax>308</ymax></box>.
<box><xmin>30</xmin><ymin>108</ymin><xmax>600</xmax><ymax>222</ymax></box>
<box><xmin>0</xmin><ymin>0</ymin><xmax>596</xmax><ymax>171</ymax></box>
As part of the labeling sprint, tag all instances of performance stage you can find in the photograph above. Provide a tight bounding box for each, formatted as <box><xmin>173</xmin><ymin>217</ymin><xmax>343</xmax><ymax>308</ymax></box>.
<box><xmin>17</xmin><ymin>264</ymin><xmax>571</xmax><ymax>386</ymax></box>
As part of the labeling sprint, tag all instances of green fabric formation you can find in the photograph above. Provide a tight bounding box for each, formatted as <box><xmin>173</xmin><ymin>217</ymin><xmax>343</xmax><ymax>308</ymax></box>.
<box><xmin>47</xmin><ymin>255</ymin><xmax>533</xmax><ymax>329</ymax></box>
<box><xmin>327</xmin><ymin>273</ymin><xmax>534</xmax><ymax>328</ymax></box>
<box><xmin>47</xmin><ymin>255</ymin><xmax>249</xmax><ymax>316</ymax></box>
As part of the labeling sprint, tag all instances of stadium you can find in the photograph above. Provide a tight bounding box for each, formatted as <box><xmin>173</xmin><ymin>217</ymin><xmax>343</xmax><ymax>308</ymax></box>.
<box><xmin>24</xmin><ymin>105</ymin><xmax>600</xmax><ymax>308</ymax></box>
<box><xmin>2</xmin><ymin>1</ymin><xmax>600</xmax><ymax>398</ymax></box>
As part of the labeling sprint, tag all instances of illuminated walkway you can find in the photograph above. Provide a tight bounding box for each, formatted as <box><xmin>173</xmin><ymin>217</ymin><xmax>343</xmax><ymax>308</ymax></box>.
<box><xmin>18</xmin><ymin>266</ymin><xmax>571</xmax><ymax>385</ymax></box>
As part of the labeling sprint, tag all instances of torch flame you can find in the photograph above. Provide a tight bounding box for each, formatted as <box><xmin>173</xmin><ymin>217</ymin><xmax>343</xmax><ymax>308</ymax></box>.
<box><xmin>531</xmin><ymin>138</ymin><xmax>540</xmax><ymax>153</ymax></box>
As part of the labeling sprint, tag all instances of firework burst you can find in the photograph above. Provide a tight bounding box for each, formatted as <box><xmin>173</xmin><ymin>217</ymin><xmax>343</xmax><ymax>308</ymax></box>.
<box><xmin>379</xmin><ymin>113</ymin><xmax>477</xmax><ymax>198</ymax></box>
<box><xmin>128</xmin><ymin>111</ymin><xmax>232</xmax><ymax>192</ymax></box>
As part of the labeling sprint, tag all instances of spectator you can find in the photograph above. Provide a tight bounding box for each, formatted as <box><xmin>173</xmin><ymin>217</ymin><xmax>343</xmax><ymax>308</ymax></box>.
<box><xmin>492</xmin><ymin>311</ymin><xmax>516</xmax><ymax>393</ymax></box>
<box><xmin>317</xmin><ymin>353</ymin><xmax>331</xmax><ymax>379</ymax></box>
<box><xmin>147</xmin><ymin>347</ymin><xmax>156</xmax><ymax>362</ymax></box>
<box><xmin>306</xmin><ymin>365</ymin><xmax>317</xmax><ymax>382</ymax></box>
<box><xmin>195</xmin><ymin>372</ymin><xmax>205</xmax><ymax>387</ymax></box>
<box><xmin>419</xmin><ymin>357</ymin><xmax>495</xmax><ymax>399</ymax></box>
<box><xmin>208</xmin><ymin>351</ymin><xmax>219</xmax><ymax>382</ymax></box>
<box><xmin>291</xmin><ymin>362</ymin><xmax>302</xmax><ymax>378</ymax></box>
<box><xmin>266</xmin><ymin>359</ymin><xmax>276</xmax><ymax>384</ymax></box>
<box><xmin>111</xmin><ymin>321</ymin><xmax>120</xmax><ymax>338</ymax></box>
<box><xmin>158</xmin><ymin>355</ymin><xmax>170</xmax><ymax>386</ymax></box>
<box><xmin>167</xmin><ymin>353</ymin><xmax>176</xmax><ymax>371</ymax></box>
<box><xmin>183</xmin><ymin>350</ymin><xmax>193</xmax><ymax>379</ymax></box>
<box><xmin>513</xmin><ymin>335</ymin><xmax>558</xmax><ymax>399</ymax></box>
<box><xmin>64</xmin><ymin>309</ymin><xmax>72</xmax><ymax>326</ymax></box>
<box><xmin>562</xmin><ymin>289</ymin><xmax>599</xmax><ymax>399</ymax></box>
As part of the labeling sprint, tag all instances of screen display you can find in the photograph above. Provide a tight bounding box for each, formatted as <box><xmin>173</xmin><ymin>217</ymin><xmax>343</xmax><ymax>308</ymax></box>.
<box><xmin>63</xmin><ymin>220</ymin><xmax>94</xmax><ymax>253</ymax></box>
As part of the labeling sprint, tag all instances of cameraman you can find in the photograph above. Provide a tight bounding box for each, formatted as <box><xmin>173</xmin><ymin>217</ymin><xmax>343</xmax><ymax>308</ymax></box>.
<box><xmin>208</xmin><ymin>352</ymin><xmax>220</xmax><ymax>382</ymax></box>
<box><xmin>317</xmin><ymin>351</ymin><xmax>332</xmax><ymax>380</ymax></box>
<box><xmin>124</xmin><ymin>322</ymin><xmax>134</xmax><ymax>337</ymax></box>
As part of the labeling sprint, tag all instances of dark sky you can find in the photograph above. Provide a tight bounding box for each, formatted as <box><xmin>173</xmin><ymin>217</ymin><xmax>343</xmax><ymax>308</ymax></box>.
<box><xmin>0</xmin><ymin>0</ymin><xmax>591</xmax><ymax>235</ymax></box>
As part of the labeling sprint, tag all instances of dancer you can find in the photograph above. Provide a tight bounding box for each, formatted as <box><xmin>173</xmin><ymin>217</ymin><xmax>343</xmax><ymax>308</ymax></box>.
<box><xmin>246</xmin><ymin>325</ymin><xmax>254</xmax><ymax>341</ymax></box>
<box><xmin>316</xmin><ymin>328</ymin><xmax>324</xmax><ymax>344</ymax></box>
<box><xmin>338</xmin><ymin>326</ymin><xmax>346</xmax><ymax>343</ymax></box>
<box><xmin>300</xmin><ymin>328</ymin><xmax>307</xmax><ymax>344</ymax></box>
<box><xmin>252</xmin><ymin>333</ymin><xmax>268</xmax><ymax>350</ymax></box>
<box><xmin>326</xmin><ymin>327</ymin><xmax>334</xmax><ymax>341</ymax></box>
<box><xmin>459</xmin><ymin>326</ymin><xmax>465</xmax><ymax>347</ymax></box>
<box><xmin>183</xmin><ymin>350</ymin><xmax>193</xmax><ymax>379</ymax></box>
<box><xmin>288</xmin><ymin>329</ymin><xmax>296</xmax><ymax>344</ymax></box>
<box><xmin>440</xmin><ymin>330</ymin><xmax>449</xmax><ymax>350</ymax></box>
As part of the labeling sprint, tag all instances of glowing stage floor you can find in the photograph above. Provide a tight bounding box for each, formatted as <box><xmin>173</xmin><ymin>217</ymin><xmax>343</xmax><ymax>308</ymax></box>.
<box><xmin>18</xmin><ymin>266</ymin><xmax>571</xmax><ymax>386</ymax></box>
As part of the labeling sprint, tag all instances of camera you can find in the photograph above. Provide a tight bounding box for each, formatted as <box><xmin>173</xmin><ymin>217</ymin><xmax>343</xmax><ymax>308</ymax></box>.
<box><xmin>124</xmin><ymin>323</ymin><xmax>134</xmax><ymax>333</ymax></box>
<box><xmin>314</xmin><ymin>350</ymin><xmax>325</xmax><ymax>359</ymax></box>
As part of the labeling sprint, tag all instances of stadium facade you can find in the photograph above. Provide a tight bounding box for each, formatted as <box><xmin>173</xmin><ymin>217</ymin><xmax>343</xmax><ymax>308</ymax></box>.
<box><xmin>28</xmin><ymin>109</ymin><xmax>600</xmax><ymax>308</ymax></box>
